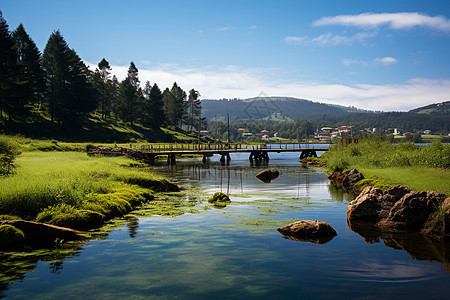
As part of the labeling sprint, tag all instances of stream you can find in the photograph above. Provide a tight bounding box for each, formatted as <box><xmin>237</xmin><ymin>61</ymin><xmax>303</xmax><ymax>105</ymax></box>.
<box><xmin>1</xmin><ymin>149</ymin><xmax>450</xmax><ymax>299</ymax></box>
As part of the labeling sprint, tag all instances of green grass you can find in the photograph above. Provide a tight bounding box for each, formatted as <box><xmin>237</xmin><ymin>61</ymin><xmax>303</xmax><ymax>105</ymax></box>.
<box><xmin>0</xmin><ymin>151</ymin><xmax>168</xmax><ymax>226</ymax></box>
<box><xmin>321</xmin><ymin>137</ymin><xmax>450</xmax><ymax>195</ymax></box>
<box><xmin>354</xmin><ymin>166</ymin><xmax>450</xmax><ymax>195</ymax></box>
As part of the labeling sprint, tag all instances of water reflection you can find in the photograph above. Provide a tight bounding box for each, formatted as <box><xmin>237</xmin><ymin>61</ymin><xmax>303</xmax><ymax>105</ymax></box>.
<box><xmin>348</xmin><ymin>220</ymin><xmax>450</xmax><ymax>272</ymax></box>
<box><xmin>126</xmin><ymin>217</ymin><xmax>139</xmax><ymax>238</ymax></box>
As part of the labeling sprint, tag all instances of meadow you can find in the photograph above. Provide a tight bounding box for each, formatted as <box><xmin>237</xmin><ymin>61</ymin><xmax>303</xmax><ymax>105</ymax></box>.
<box><xmin>0</xmin><ymin>135</ymin><xmax>174</xmax><ymax>230</ymax></box>
<box><xmin>321</xmin><ymin>137</ymin><xmax>450</xmax><ymax>195</ymax></box>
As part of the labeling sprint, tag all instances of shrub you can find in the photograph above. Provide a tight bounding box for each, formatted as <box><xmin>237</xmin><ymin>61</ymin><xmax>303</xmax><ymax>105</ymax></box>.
<box><xmin>0</xmin><ymin>136</ymin><xmax>21</xmax><ymax>176</ymax></box>
<box><xmin>36</xmin><ymin>204</ymin><xmax>104</xmax><ymax>230</ymax></box>
<box><xmin>0</xmin><ymin>224</ymin><xmax>25</xmax><ymax>248</ymax></box>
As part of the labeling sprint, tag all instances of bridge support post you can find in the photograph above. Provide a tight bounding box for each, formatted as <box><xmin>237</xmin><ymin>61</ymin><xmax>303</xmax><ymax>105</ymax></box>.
<box><xmin>167</xmin><ymin>153</ymin><xmax>176</xmax><ymax>165</ymax></box>
<box><xmin>299</xmin><ymin>150</ymin><xmax>317</xmax><ymax>160</ymax></box>
<box><xmin>249</xmin><ymin>150</ymin><xmax>269</xmax><ymax>162</ymax></box>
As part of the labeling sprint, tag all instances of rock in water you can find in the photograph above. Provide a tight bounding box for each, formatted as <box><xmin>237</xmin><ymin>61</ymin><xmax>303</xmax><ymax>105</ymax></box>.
<box><xmin>277</xmin><ymin>220</ymin><xmax>337</xmax><ymax>244</ymax></box>
<box><xmin>347</xmin><ymin>185</ymin><xmax>447</xmax><ymax>234</ymax></box>
<box><xmin>208</xmin><ymin>192</ymin><xmax>231</xmax><ymax>208</ymax></box>
<box><xmin>255</xmin><ymin>168</ymin><xmax>279</xmax><ymax>183</ymax></box>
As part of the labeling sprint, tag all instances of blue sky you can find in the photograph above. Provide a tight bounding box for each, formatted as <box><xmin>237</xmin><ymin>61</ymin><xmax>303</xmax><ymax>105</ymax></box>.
<box><xmin>2</xmin><ymin>0</ymin><xmax>450</xmax><ymax>111</ymax></box>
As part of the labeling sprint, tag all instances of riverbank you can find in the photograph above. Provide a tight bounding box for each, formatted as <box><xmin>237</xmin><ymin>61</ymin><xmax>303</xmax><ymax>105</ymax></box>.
<box><xmin>308</xmin><ymin>138</ymin><xmax>450</xmax><ymax>195</ymax></box>
<box><xmin>0</xmin><ymin>148</ymin><xmax>179</xmax><ymax>251</ymax></box>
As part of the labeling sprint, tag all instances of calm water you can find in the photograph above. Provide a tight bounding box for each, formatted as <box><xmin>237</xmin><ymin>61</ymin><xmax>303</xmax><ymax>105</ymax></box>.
<box><xmin>2</xmin><ymin>148</ymin><xmax>450</xmax><ymax>299</ymax></box>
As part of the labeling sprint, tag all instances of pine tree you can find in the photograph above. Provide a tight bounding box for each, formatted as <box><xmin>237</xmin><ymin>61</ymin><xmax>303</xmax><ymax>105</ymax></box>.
<box><xmin>12</xmin><ymin>23</ymin><xmax>45</xmax><ymax>113</ymax></box>
<box><xmin>110</xmin><ymin>75</ymin><xmax>120</xmax><ymax>119</ymax></box>
<box><xmin>97</xmin><ymin>58</ymin><xmax>111</xmax><ymax>119</ymax></box>
<box><xmin>42</xmin><ymin>30</ymin><xmax>97</xmax><ymax>125</ymax></box>
<box><xmin>117</xmin><ymin>62</ymin><xmax>140</xmax><ymax>125</ymax></box>
<box><xmin>142</xmin><ymin>82</ymin><xmax>164</xmax><ymax>128</ymax></box>
<box><xmin>162</xmin><ymin>87</ymin><xmax>178</xmax><ymax>127</ymax></box>
<box><xmin>0</xmin><ymin>10</ymin><xmax>19</xmax><ymax>121</ymax></box>
<box><xmin>165</xmin><ymin>82</ymin><xmax>186</xmax><ymax>128</ymax></box>
<box><xmin>185</xmin><ymin>89</ymin><xmax>202</xmax><ymax>131</ymax></box>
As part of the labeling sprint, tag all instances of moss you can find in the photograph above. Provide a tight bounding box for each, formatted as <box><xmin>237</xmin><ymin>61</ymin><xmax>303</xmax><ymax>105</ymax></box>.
<box><xmin>352</xmin><ymin>178</ymin><xmax>394</xmax><ymax>193</ymax></box>
<box><xmin>208</xmin><ymin>192</ymin><xmax>231</xmax><ymax>208</ymax></box>
<box><xmin>36</xmin><ymin>204</ymin><xmax>104</xmax><ymax>230</ymax></box>
<box><xmin>0</xmin><ymin>215</ymin><xmax>22</xmax><ymax>221</ymax></box>
<box><xmin>0</xmin><ymin>224</ymin><xmax>25</xmax><ymax>248</ymax></box>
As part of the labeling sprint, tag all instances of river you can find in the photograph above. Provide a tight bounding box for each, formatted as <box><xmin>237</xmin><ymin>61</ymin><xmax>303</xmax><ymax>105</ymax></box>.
<box><xmin>1</xmin><ymin>148</ymin><xmax>450</xmax><ymax>299</ymax></box>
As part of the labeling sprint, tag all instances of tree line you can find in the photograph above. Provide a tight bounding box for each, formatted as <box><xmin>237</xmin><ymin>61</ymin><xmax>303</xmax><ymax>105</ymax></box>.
<box><xmin>0</xmin><ymin>10</ymin><xmax>204</xmax><ymax>130</ymax></box>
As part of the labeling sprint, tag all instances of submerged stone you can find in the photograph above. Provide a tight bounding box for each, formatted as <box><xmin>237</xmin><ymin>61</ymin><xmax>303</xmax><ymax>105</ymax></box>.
<box><xmin>255</xmin><ymin>168</ymin><xmax>279</xmax><ymax>183</ymax></box>
<box><xmin>208</xmin><ymin>192</ymin><xmax>231</xmax><ymax>208</ymax></box>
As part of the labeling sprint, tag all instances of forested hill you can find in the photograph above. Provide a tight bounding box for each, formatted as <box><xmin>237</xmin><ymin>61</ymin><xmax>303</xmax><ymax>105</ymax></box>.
<box><xmin>201</xmin><ymin>97</ymin><xmax>367</xmax><ymax>121</ymax></box>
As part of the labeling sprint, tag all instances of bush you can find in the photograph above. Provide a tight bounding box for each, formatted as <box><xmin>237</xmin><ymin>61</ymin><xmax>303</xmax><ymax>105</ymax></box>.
<box><xmin>36</xmin><ymin>204</ymin><xmax>104</xmax><ymax>230</ymax></box>
<box><xmin>0</xmin><ymin>136</ymin><xmax>21</xmax><ymax>176</ymax></box>
<box><xmin>0</xmin><ymin>224</ymin><xmax>25</xmax><ymax>248</ymax></box>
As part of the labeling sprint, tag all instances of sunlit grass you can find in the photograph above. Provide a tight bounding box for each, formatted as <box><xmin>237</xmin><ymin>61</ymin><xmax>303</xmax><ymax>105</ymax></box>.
<box><xmin>0</xmin><ymin>151</ymin><xmax>166</xmax><ymax>221</ymax></box>
<box><xmin>354</xmin><ymin>166</ymin><xmax>450</xmax><ymax>195</ymax></box>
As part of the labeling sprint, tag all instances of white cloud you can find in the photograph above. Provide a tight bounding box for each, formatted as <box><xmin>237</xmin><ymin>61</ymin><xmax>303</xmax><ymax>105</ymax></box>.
<box><xmin>284</xmin><ymin>32</ymin><xmax>376</xmax><ymax>46</ymax></box>
<box><xmin>374</xmin><ymin>56</ymin><xmax>398</xmax><ymax>65</ymax></box>
<box><xmin>85</xmin><ymin>62</ymin><xmax>450</xmax><ymax>111</ymax></box>
<box><xmin>249</xmin><ymin>25</ymin><xmax>257</xmax><ymax>30</ymax></box>
<box><xmin>313</xmin><ymin>12</ymin><xmax>450</xmax><ymax>32</ymax></box>
<box><xmin>342</xmin><ymin>56</ymin><xmax>398</xmax><ymax>66</ymax></box>
<box><xmin>212</xmin><ymin>27</ymin><xmax>231</xmax><ymax>31</ymax></box>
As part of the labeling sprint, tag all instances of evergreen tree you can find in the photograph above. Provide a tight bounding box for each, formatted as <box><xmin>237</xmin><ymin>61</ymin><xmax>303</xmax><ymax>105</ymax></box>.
<box><xmin>165</xmin><ymin>82</ymin><xmax>186</xmax><ymax>128</ymax></box>
<box><xmin>185</xmin><ymin>89</ymin><xmax>202</xmax><ymax>131</ymax></box>
<box><xmin>0</xmin><ymin>10</ymin><xmax>19</xmax><ymax>121</ymax></box>
<box><xmin>12</xmin><ymin>23</ymin><xmax>45</xmax><ymax>113</ymax></box>
<box><xmin>96</xmin><ymin>58</ymin><xmax>111</xmax><ymax>119</ymax></box>
<box><xmin>162</xmin><ymin>87</ymin><xmax>178</xmax><ymax>127</ymax></box>
<box><xmin>117</xmin><ymin>77</ymin><xmax>137</xmax><ymax>125</ymax></box>
<box><xmin>142</xmin><ymin>82</ymin><xmax>164</xmax><ymax>128</ymax></box>
<box><xmin>116</xmin><ymin>62</ymin><xmax>140</xmax><ymax>125</ymax></box>
<box><xmin>42</xmin><ymin>30</ymin><xmax>97</xmax><ymax>125</ymax></box>
<box><xmin>110</xmin><ymin>75</ymin><xmax>120</xmax><ymax>119</ymax></box>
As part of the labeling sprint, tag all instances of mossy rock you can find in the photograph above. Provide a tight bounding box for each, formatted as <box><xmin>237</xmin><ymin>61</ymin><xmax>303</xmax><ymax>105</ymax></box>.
<box><xmin>0</xmin><ymin>224</ymin><xmax>25</xmax><ymax>249</ymax></box>
<box><xmin>208</xmin><ymin>192</ymin><xmax>231</xmax><ymax>208</ymax></box>
<box><xmin>36</xmin><ymin>204</ymin><xmax>104</xmax><ymax>231</ymax></box>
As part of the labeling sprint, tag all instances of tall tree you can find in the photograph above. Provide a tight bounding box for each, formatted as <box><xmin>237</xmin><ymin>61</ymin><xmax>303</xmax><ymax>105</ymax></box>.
<box><xmin>110</xmin><ymin>75</ymin><xmax>120</xmax><ymax>119</ymax></box>
<box><xmin>185</xmin><ymin>89</ymin><xmax>202</xmax><ymax>131</ymax></box>
<box><xmin>42</xmin><ymin>30</ymin><xmax>97</xmax><ymax>125</ymax></box>
<box><xmin>142</xmin><ymin>82</ymin><xmax>164</xmax><ymax>128</ymax></box>
<box><xmin>164</xmin><ymin>82</ymin><xmax>186</xmax><ymax>128</ymax></box>
<box><xmin>12</xmin><ymin>23</ymin><xmax>45</xmax><ymax>113</ymax></box>
<box><xmin>0</xmin><ymin>10</ymin><xmax>19</xmax><ymax>121</ymax></box>
<box><xmin>96</xmin><ymin>58</ymin><xmax>112</xmax><ymax>119</ymax></box>
<box><xmin>116</xmin><ymin>62</ymin><xmax>140</xmax><ymax>125</ymax></box>
<box><xmin>162</xmin><ymin>88</ymin><xmax>177</xmax><ymax>127</ymax></box>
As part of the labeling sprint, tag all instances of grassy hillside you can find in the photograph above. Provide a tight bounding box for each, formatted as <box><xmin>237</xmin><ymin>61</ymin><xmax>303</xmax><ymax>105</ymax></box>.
<box><xmin>0</xmin><ymin>112</ymin><xmax>211</xmax><ymax>143</ymax></box>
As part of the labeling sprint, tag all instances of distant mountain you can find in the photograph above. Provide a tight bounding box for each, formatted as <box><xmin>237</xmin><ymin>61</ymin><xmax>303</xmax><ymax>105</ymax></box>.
<box><xmin>409</xmin><ymin>101</ymin><xmax>450</xmax><ymax>114</ymax></box>
<box><xmin>201</xmin><ymin>97</ymin><xmax>368</xmax><ymax>121</ymax></box>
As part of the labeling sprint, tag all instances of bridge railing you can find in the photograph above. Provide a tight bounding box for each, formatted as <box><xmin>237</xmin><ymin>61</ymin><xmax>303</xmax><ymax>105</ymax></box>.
<box><xmin>140</xmin><ymin>143</ymin><xmax>330</xmax><ymax>153</ymax></box>
<box><xmin>140</xmin><ymin>143</ymin><xmax>246</xmax><ymax>152</ymax></box>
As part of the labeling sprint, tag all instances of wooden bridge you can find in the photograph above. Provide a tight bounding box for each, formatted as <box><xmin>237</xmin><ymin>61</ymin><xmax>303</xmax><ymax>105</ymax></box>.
<box><xmin>135</xmin><ymin>143</ymin><xmax>329</xmax><ymax>164</ymax></box>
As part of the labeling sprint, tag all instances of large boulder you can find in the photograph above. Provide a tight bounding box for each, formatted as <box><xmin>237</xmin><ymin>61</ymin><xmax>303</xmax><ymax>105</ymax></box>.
<box><xmin>347</xmin><ymin>187</ymin><xmax>383</xmax><ymax>222</ymax></box>
<box><xmin>255</xmin><ymin>168</ymin><xmax>279</xmax><ymax>183</ymax></box>
<box><xmin>343</xmin><ymin>169</ymin><xmax>364</xmax><ymax>189</ymax></box>
<box><xmin>379</xmin><ymin>191</ymin><xmax>444</xmax><ymax>230</ymax></box>
<box><xmin>347</xmin><ymin>185</ymin><xmax>447</xmax><ymax>237</ymax></box>
<box><xmin>328</xmin><ymin>169</ymin><xmax>364</xmax><ymax>191</ymax></box>
<box><xmin>277</xmin><ymin>220</ymin><xmax>337</xmax><ymax>244</ymax></box>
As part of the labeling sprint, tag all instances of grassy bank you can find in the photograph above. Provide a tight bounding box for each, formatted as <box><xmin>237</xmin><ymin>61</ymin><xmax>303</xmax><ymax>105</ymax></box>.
<box><xmin>321</xmin><ymin>138</ymin><xmax>450</xmax><ymax>195</ymax></box>
<box><xmin>0</xmin><ymin>149</ymin><xmax>174</xmax><ymax>230</ymax></box>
